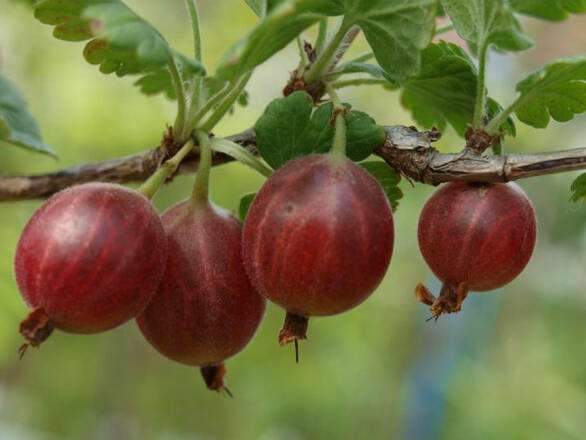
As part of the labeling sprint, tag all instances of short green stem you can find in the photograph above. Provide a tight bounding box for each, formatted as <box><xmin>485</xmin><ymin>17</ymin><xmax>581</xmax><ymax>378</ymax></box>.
<box><xmin>315</xmin><ymin>18</ymin><xmax>328</xmax><ymax>54</ymax></box>
<box><xmin>211</xmin><ymin>138</ymin><xmax>273</xmax><ymax>177</ymax></box>
<box><xmin>485</xmin><ymin>97</ymin><xmax>523</xmax><ymax>135</ymax></box>
<box><xmin>138</xmin><ymin>140</ymin><xmax>194</xmax><ymax>199</ymax></box>
<box><xmin>472</xmin><ymin>40</ymin><xmax>489</xmax><ymax>128</ymax></box>
<box><xmin>326</xmin><ymin>84</ymin><xmax>346</xmax><ymax>157</ymax></box>
<box><xmin>435</xmin><ymin>23</ymin><xmax>454</xmax><ymax>35</ymax></box>
<box><xmin>185</xmin><ymin>0</ymin><xmax>203</xmax><ymax>127</ymax></box>
<box><xmin>191</xmin><ymin>131</ymin><xmax>212</xmax><ymax>204</ymax></box>
<box><xmin>185</xmin><ymin>82</ymin><xmax>231</xmax><ymax>136</ymax></box>
<box><xmin>168</xmin><ymin>56</ymin><xmax>188</xmax><ymax>139</ymax></box>
<box><xmin>331</xmin><ymin>78</ymin><xmax>389</xmax><ymax>89</ymax></box>
<box><xmin>304</xmin><ymin>17</ymin><xmax>352</xmax><ymax>84</ymax></box>
<box><xmin>199</xmin><ymin>72</ymin><xmax>252</xmax><ymax>133</ymax></box>
<box><xmin>344</xmin><ymin>51</ymin><xmax>374</xmax><ymax>64</ymax></box>
<box><xmin>185</xmin><ymin>0</ymin><xmax>202</xmax><ymax>62</ymax></box>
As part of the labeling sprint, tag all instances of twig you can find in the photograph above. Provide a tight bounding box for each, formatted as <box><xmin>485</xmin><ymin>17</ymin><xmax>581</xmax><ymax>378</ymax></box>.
<box><xmin>1</xmin><ymin>126</ymin><xmax>585</xmax><ymax>201</ymax></box>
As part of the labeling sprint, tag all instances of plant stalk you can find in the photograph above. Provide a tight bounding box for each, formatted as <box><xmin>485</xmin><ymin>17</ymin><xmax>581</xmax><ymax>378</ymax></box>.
<box><xmin>472</xmin><ymin>40</ymin><xmax>489</xmax><ymax>128</ymax></box>
<box><xmin>185</xmin><ymin>0</ymin><xmax>203</xmax><ymax>114</ymax></box>
<box><xmin>304</xmin><ymin>17</ymin><xmax>353</xmax><ymax>84</ymax></box>
<box><xmin>168</xmin><ymin>56</ymin><xmax>188</xmax><ymax>138</ymax></box>
<box><xmin>326</xmin><ymin>84</ymin><xmax>346</xmax><ymax>157</ymax></box>
<box><xmin>199</xmin><ymin>72</ymin><xmax>252</xmax><ymax>133</ymax></box>
<box><xmin>138</xmin><ymin>139</ymin><xmax>194</xmax><ymax>199</ymax></box>
<box><xmin>210</xmin><ymin>138</ymin><xmax>273</xmax><ymax>177</ymax></box>
<box><xmin>314</xmin><ymin>18</ymin><xmax>328</xmax><ymax>54</ymax></box>
<box><xmin>191</xmin><ymin>131</ymin><xmax>212</xmax><ymax>204</ymax></box>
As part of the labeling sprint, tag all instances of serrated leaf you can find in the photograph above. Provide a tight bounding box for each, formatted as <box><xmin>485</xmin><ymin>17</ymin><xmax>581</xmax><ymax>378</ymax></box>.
<box><xmin>570</xmin><ymin>173</ymin><xmax>586</xmax><ymax>203</ymax></box>
<box><xmin>254</xmin><ymin>91</ymin><xmax>333</xmax><ymax>168</ymax></box>
<box><xmin>510</xmin><ymin>0</ymin><xmax>586</xmax><ymax>21</ymax></box>
<box><xmin>34</xmin><ymin>0</ymin><xmax>204</xmax><ymax>98</ymax></box>
<box><xmin>359</xmin><ymin>161</ymin><xmax>403</xmax><ymax>211</ymax></box>
<box><xmin>239</xmin><ymin>192</ymin><xmax>257</xmax><ymax>220</ymax></box>
<box><xmin>400</xmin><ymin>41</ymin><xmax>477</xmax><ymax>136</ymax></box>
<box><xmin>216</xmin><ymin>0</ymin><xmax>321</xmax><ymax>81</ymax></box>
<box><xmin>0</xmin><ymin>73</ymin><xmax>56</xmax><ymax>157</ymax></box>
<box><xmin>514</xmin><ymin>57</ymin><xmax>586</xmax><ymax>128</ymax></box>
<box><xmin>254</xmin><ymin>91</ymin><xmax>383</xmax><ymax>168</ymax></box>
<box><xmin>348</xmin><ymin>0</ymin><xmax>438</xmax><ymax>81</ymax></box>
<box><xmin>345</xmin><ymin>111</ymin><xmax>386</xmax><ymax>161</ymax></box>
<box><xmin>441</xmin><ymin>0</ymin><xmax>533</xmax><ymax>54</ymax></box>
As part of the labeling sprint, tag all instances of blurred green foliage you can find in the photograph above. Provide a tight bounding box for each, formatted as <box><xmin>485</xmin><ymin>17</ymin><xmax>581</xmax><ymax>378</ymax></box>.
<box><xmin>0</xmin><ymin>1</ymin><xmax>584</xmax><ymax>439</ymax></box>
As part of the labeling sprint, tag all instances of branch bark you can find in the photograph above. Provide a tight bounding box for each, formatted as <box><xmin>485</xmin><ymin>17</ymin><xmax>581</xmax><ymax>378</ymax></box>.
<box><xmin>1</xmin><ymin>125</ymin><xmax>585</xmax><ymax>201</ymax></box>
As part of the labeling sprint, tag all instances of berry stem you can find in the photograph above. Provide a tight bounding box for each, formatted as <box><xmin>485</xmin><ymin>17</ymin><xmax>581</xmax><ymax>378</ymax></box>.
<box><xmin>138</xmin><ymin>139</ymin><xmax>195</xmax><ymax>200</ymax></box>
<box><xmin>191</xmin><ymin>131</ymin><xmax>212</xmax><ymax>205</ymax></box>
<box><xmin>326</xmin><ymin>84</ymin><xmax>347</xmax><ymax>157</ymax></box>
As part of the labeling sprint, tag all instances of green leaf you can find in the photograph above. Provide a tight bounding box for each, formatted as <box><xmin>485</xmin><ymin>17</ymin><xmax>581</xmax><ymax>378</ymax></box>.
<box><xmin>348</xmin><ymin>0</ymin><xmax>438</xmax><ymax>81</ymax></box>
<box><xmin>244</xmin><ymin>0</ymin><xmax>266</xmax><ymax>17</ymax></box>
<box><xmin>359</xmin><ymin>161</ymin><xmax>403</xmax><ymax>211</ymax></box>
<box><xmin>34</xmin><ymin>0</ymin><xmax>204</xmax><ymax>98</ymax></box>
<box><xmin>510</xmin><ymin>0</ymin><xmax>586</xmax><ymax>21</ymax></box>
<box><xmin>345</xmin><ymin>111</ymin><xmax>386</xmax><ymax>161</ymax></box>
<box><xmin>441</xmin><ymin>0</ymin><xmax>533</xmax><ymax>54</ymax></box>
<box><xmin>238</xmin><ymin>192</ymin><xmax>257</xmax><ymax>220</ymax></box>
<box><xmin>570</xmin><ymin>173</ymin><xmax>586</xmax><ymax>203</ymax></box>
<box><xmin>400</xmin><ymin>41</ymin><xmax>477</xmax><ymax>136</ymax></box>
<box><xmin>254</xmin><ymin>91</ymin><xmax>333</xmax><ymax>168</ymax></box>
<box><xmin>216</xmin><ymin>0</ymin><xmax>321</xmax><ymax>81</ymax></box>
<box><xmin>254</xmin><ymin>91</ymin><xmax>384</xmax><ymax>168</ymax></box>
<box><xmin>514</xmin><ymin>57</ymin><xmax>586</xmax><ymax>128</ymax></box>
<box><xmin>0</xmin><ymin>73</ymin><xmax>56</xmax><ymax>157</ymax></box>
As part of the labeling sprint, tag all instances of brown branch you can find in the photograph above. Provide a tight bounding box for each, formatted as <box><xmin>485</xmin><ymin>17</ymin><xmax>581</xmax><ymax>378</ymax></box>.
<box><xmin>1</xmin><ymin>126</ymin><xmax>585</xmax><ymax>201</ymax></box>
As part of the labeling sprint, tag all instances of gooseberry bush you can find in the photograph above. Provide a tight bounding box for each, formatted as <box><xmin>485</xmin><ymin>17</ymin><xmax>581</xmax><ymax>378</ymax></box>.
<box><xmin>1</xmin><ymin>0</ymin><xmax>585</xmax><ymax>394</ymax></box>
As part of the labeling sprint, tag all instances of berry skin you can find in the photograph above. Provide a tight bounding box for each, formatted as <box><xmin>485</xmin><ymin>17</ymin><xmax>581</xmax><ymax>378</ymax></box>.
<box><xmin>137</xmin><ymin>200</ymin><xmax>266</xmax><ymax>394</ymax></box>
<box><xmin>242</xmin><ymin>154</ymin><xmax>394</xmax><ymax>347</ymax></box>
<box><xmin>416</xmin><ymin>181</ymin><xmax>537</xmax><ymax>318</ymax></box>
<box><xmin>15</xmin><ymin>183</ymin><xmax>167</xmax><ymax>355</ymax></box>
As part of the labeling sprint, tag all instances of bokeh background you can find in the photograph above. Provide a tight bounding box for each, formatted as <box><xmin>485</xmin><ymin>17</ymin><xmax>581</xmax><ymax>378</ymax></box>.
<box><xmin>0</xmin><ymin>1</ymin><xmax>585</xmax><ymax>439</ymax></box>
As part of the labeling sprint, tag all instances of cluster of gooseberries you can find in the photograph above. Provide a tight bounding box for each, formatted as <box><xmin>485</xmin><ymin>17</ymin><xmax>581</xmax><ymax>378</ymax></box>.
<box><xmin>13</xmin><ymin>112</ymin><xmax>536</xmax><ymax>395</ymax></box>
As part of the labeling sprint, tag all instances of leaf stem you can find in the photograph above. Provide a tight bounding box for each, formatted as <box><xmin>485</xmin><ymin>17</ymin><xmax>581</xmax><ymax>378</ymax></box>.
<box><xmin>331</xmin><ymin>78</ymin><xmax>389</xmax><ymax>89</ymax></box>
<box><xmin>344</xmin><ymin>51</ymin><xmax>374</xmax><ymax>64</ymax></box>
<box><xmin>185</xmin><ymin>0</ymin><xmax>203</xmax><ymax>113</ymax></box>
<box><xmin>435</xmin><ymin>23</ymin><xmax>454</xmax><ymax>36</ymax></box>
<box><xmin>326</xmin><ymin>84</ymin><xmax>346</xmax><ymax>157</ymax></box>
<box><xmin>211</xmin><ymin>137</ymin><xmax>273</xmax><ymax>177</ymax></box>
<box><xmin>199</xmin><ymin>72</ymin><xmax>252</xmax><ymax>133</ymax></box>
<box><xmin>304</xmin><ymin>17</ymin><xmax>352</xmax><ymax>84</ymax></box>
<box><xmin>191</xmin><ymin>131</ymin><xmax>212</xmax><ymax>204</ymax></box>
<box><xmin>138</xmin><ymin>139</ymin><xmax>194</xmax><ymax>199</ymax></box>
<box><xmin>185</xmin><ymin>82</ymin><xmax>231</xmax><ymax>136</ymax></box>
<box><xmin>168</xmin><ymin>56</ymin><xmax>188</xmax><ymax>138</ymax></box>
<box><xmin>485</xmin><ymin>96</ymin><xmax>523</xmax><ymax>135</ymax></box>
<box><xmin>185</xmin><ymin>0</ymin><xmax>202</xmax><ymax>62</ymax></box>
<box><xmin>472</xmin><ymin>40</ymin><xmax>489</xmax><ymax>128</ymax></box>
<box><xmin>315</xmin><ymin>18</ymin><xmax>328</xmax><ymax>54</ymax></box>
